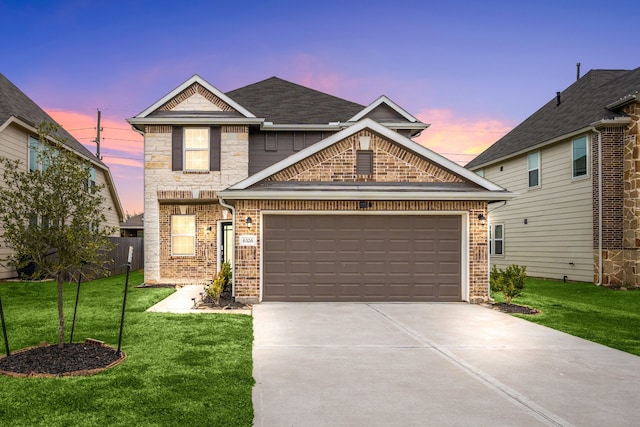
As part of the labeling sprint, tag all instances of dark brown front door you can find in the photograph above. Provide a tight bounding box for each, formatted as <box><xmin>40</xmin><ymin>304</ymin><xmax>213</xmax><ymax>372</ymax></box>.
<box><xmin>262</xmin><ymin>215</ymin><xmax>462</xmax><ymax>302</ymax></box>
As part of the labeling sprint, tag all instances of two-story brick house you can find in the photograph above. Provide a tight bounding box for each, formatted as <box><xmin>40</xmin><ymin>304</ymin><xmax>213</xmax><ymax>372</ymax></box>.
<box><xmin>467</xmin><ymin>67</ymin><xmax>640</xmax><ymax>288</ymax></box>
<box><xmin>128</xmin><ymin>75</ymin><xmax>513</xmax><ymax>303</ymax></box>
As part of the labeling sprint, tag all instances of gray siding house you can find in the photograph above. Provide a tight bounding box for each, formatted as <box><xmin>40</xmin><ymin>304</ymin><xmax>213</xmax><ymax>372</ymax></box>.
<box><xmin>467</xmin><ymin>67</ymin><xmax>640</xmax><ymax>288</ymax></box>
<box><xmin>0</xmin><ymin>73</ymin><xmax>124</xmax><ymax>279</ymax></box>
<box><xmin>128</xmin><ymin>75</ymin><xmax>513</xmax><ymax>303</ymax></box>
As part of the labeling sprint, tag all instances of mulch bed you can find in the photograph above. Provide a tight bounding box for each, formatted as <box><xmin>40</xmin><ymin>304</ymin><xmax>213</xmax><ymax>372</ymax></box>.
<box><xmin>489</xmin><ymin>302</ymin><xmax>541</xmax><ymax>315</ymax></box>
<box><xmin>0</xmin><ymin>340</ymin><xmax>125</xmax><ymax>378</ymax></box>
<box><xmin>196</xmin><ymin>290</ymin><xmax>251</xmax><ymax>311</ymax></box>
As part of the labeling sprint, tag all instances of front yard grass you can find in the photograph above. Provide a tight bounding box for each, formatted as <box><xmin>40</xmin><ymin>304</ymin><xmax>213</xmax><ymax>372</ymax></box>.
<box><xmin>493</xmin><ymin>278</ymin><xmax>640</xmax><ymax>357</ymax></box>
<box><xmin>0</xmin><ymin>271</ymin><xmax>254</xmax><ymax>426</ymax></box>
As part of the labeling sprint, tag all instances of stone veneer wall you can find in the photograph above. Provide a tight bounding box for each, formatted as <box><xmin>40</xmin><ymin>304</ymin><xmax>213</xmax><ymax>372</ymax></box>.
<box><xmin>233</xmin><ymin>200</ymin><xmax>489</xmax><ymax>303</ymax></box>
<box><xmin>593</xmin><ymin>101</ymin><xmax>640</xmax><ymax>288</ymax></box>
<box><xmin>143</xmin><ymin>122</ymin><xmax>248</xmax><ymax>284</ymax></box>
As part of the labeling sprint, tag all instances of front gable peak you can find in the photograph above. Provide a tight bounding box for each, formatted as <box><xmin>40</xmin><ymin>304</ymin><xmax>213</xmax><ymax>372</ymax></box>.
<box><xmin>134</xmin><ymin>75</ymin><xmax>255</xmax><ymax>119</ymax></box>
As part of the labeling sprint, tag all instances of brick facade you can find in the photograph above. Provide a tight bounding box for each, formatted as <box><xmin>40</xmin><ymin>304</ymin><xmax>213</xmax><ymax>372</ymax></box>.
<box><xmin>233</xmin><ymin>200</ymin><xmax>489</xmax><ymax>303</ymax></box>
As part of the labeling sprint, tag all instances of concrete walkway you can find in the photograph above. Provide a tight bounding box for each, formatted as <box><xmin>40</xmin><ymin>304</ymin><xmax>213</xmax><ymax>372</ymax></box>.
<box><xmin>146</xmin><ymin>285</ymin><xmax>252</xmax><ymax>315</ymax></box>
<box><xmin>253</xmin><ymin>303</ymin><xmax>640</xmax><ymax>427</ymax></box>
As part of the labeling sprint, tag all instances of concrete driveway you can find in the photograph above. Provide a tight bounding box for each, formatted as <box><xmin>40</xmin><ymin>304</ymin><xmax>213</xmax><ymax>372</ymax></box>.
<box><xmin>252</xmin><ymin>303</ymin><xmax>640</xmax><ymax>427</ymax></box>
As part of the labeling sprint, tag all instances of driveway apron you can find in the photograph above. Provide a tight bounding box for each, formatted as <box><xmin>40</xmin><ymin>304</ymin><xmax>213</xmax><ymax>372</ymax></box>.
<box><xmin>252</xmin><ymin>303</ymin><xmax>640</xmax><ymax>427</ymax></box>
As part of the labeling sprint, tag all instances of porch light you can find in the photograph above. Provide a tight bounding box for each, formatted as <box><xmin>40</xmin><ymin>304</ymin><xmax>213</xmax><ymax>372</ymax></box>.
<box><xmin>477</xmin><ymin>214</ymin><xmax>486</xmax><ymax>226</ymax></box>
<box><xmin>246</xmin><ymin>217</ymin><xmax>253</xmax><ymax>229</ymax></box>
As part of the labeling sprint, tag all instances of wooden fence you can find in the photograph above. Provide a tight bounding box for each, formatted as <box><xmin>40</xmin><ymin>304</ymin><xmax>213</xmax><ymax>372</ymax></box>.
<box><xmin>106</xmin><ymin>237</ymin><xmax>144</xmax><ymax>275</ymax></box>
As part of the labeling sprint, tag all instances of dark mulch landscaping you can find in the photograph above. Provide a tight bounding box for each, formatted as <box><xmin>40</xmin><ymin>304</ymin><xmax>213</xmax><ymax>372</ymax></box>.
<box><xmin>490</xmin><ymin>302</ymin><xmax>541</xmax><ymax>315</ymax></box>
<box><xmin>0</xmin><ymin>342</ymin><xmax>124</xmax><ymax>377</ymax></box>
<box><xmin>196</xmin><ymin>290</ymin><xmax>252</xmax><ymax>311</ymax></box>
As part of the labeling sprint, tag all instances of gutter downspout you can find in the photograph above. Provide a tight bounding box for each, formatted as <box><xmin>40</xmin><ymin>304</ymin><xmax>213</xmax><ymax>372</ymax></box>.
<box><xmin>486</xmin><ymin>201</ymin><xmax>508</xmax><ymax>301</ymax></box>
<box><xmin>218</xmin><ymin>198</ymin><xmax>236</xmax><ymax>299</ymax></box>
<box><xmin>594</xmin><ymin>128</ymin><xmax>603</xmax><ymax>286</ymax></box>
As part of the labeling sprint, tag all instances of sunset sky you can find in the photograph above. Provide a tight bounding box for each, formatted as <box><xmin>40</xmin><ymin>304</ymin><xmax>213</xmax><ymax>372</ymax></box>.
<box><xmin>2</xmin><ymin>0</ymin><xmax>637</xmax><ymax>215</ymax></box>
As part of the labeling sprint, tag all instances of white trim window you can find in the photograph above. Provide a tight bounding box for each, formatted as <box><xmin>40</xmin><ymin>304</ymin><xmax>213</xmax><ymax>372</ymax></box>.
<box><xmin>572</xmin><ymin>136</ymin><xmax>588</xmax><ymax>178</ymax></box>
<box><xmin>171</xmin><ymin>215</ymin><xmax>196</xmax><ymax>256</ymax></box>
<box><xmin>29</xmin><ymin>135</ymin><xmax>54</xmax><ymax>171</ymax></box>
<box><xmin>184</xmin><ymin>128</ymin><xmax>209</xmax><ymax>171</ymax></box>
<box><xmin>490</xmin><ymin>223</ymin><xmax>504</xmax><ymax>256</ymax></box>
<box><xmin>527</xmin><ymin>151</ymin><xmax>540</xmax><ymax>188</ymax></box>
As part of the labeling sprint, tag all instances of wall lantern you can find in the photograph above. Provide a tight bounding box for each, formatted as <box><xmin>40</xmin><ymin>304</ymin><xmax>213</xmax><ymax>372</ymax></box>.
<box><xmin>477</xmin><ymin>214</ymin><xmax>486</xmax><ymax>226</ymax></box>
<box><xmin>206</xmin><ymin>226</ymin><xmax>212</xmax><ymax>233</ymax></box>
<box><xmin>246</xmin><ymin>217</ymin><xmax>253</xmax><ymax>229</ymax></box>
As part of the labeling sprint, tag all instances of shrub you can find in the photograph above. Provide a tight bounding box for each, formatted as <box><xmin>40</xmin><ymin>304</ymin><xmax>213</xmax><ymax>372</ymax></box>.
<box><xmin>220</xmin><ymin>261</ymin><xmax>232</xmax><ymax>292</ymax></box>
<box><xmin>206</xmin><ymin>271</ymin><xmax>225</xmax><ymax>305</ymax></box>
<box><xmin>490</xmin><ymin>264</ymin><xmax>527</xmax><ymax>304</ymax></box>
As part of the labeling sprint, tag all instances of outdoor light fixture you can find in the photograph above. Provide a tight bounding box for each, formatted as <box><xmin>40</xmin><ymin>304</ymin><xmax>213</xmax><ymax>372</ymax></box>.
<box><xmin>246</xmin><ymin>217</ymin><xmax>253</xmax><ymax>229</ymax></box>
<box><xmin>206</xmin><ymin>226</ymin><xmax>212</xmax><ymax>233</ymax></box>
<box><xmin>477</xmin><ymin>214</ymin><xmax>486</xmax><ymax>225</ymax></box>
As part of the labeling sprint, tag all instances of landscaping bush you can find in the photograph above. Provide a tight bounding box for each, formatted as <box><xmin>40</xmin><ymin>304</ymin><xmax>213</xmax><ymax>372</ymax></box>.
<box><xmin>490</xmin><ymin>264</ymin><xmax>527</xmax><ymax>304</ymax></box>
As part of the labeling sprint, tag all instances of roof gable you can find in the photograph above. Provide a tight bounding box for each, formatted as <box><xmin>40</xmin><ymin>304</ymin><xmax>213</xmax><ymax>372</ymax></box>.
<box><xmin>348</xmin><ymin>95</ymin><xmax>419</xmax><ymax>123</ymax></box>
<box><xmin>228</xmin><ymin>118</ymin><xmax>504</xmax><ymax>192</ymax></box>
<box><xmin>0</xmin><ymin>73</ymin><xmax>105</xmax><ymax>166</ymax></box>
<box><xmin>135</xmin><ymin>75</ymin><xmax>255</xmax><ymax>119</ymax></box>
<box><xmin>467</xmin><ymin>67</ymin><xmax>640</xmax><ymax>169</ymax></box>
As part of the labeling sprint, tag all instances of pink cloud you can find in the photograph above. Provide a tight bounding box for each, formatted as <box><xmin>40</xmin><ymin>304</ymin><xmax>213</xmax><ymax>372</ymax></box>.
<box><xmin>414</xmin><ymin>109</ymin><xmax>513</xmax><ymax>165</ymax></box>
<box><xmin>46</xmin><ymin>108</ymin><xmax>144</xmax><ymax>216</ymax></box>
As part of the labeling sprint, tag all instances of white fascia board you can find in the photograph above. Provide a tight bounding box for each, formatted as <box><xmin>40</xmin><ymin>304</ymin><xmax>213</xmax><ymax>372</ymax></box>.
<box><xmin>218</xmin><ymin>189</ymin><xmax>517</xmax><ymax>201</ymax></box>
<box><xmin>590</xmin><ymin>117</ymin><xmax>632</xmax><ymax>127</ymax></box>
<box><xmin>349</xmin><ymin>95</ymin><xmax>419</xmax><ymax>123</ymax></box>
<box><xmin>126</xmin><ymin>117</ymin><xmax>265</xmax><ymax>126</ymax></box>
<box><xmin>133</xmin><ymin>75</ymin><xmax>256</xmax><ymax>118</ymax></box>
<box><xmin>229</xmin><ymin>118</ymin><xmax>505</xmax><ymax>192</ymax></box>
<box><xmin>260</xmin><ymin>123</ymin><xmax>343</xmax><ymax>131</ymax></box>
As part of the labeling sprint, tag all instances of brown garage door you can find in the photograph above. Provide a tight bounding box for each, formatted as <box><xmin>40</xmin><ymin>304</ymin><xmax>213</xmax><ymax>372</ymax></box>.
<box><xmin>263</xmin><ymin>215</ymin><xmax>461</xmax><ymax>302</ymax></box>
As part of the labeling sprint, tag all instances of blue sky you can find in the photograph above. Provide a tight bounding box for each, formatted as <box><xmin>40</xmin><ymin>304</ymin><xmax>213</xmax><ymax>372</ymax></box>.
<box><xmin>2</xmin><ymin>0</ymin><xmax>637</xmax><ymax>213</ymax></box>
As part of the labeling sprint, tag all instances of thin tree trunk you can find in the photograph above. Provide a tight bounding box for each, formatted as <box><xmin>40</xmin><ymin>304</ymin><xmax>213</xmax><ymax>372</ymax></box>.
<box><xmin>57</xmin><ymin>274</ymin><xmax>65</xmax><ymax>348</ymax></box>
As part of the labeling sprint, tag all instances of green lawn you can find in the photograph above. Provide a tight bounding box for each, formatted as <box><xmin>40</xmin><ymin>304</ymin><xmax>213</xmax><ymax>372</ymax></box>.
<box><xmin>0</xmin><ymin>272</ymin><xmax>254</xmax><ymax>426</ymax></box>
<box><xmin>493</xmin><ymin>278</ymin><xmax>640</xmax><ymax>356</ymax></box>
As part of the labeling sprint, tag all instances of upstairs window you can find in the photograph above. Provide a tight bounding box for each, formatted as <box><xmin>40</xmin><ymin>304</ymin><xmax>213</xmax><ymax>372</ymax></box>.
<box><xmin>572</xmin><ymin>136</ymin><xmax>588</xmax><ymax>178</ymax></box>
<box><xmin>356</xmin><ymin>150</ymin><xmax>373</xmax><ymax>175</ymax></box>
<box><xmin>29</xmin><ymin>136</ymin><xmax>54</xmax><ymax>171</ymax></box>
<box><xmin>172</xmin><ymin>126</ymin><xmax>221</xmax><ymax>172</ymax></box>
<box><xmin>184</xmin><ymin>128</ymin><xmax>209</xmax><ymax>171</ymax></box>
<box><xmin>527</xmin><ymin>151</ymin><xmax>540</xmax><ymax>188</ymax></box>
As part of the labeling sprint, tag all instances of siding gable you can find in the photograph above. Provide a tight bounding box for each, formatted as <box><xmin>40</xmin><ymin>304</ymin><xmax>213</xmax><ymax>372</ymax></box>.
<box><xmin>267</xmin><ymin>130</ymin><xmax>464</xmax><ymax>183</ymax></box>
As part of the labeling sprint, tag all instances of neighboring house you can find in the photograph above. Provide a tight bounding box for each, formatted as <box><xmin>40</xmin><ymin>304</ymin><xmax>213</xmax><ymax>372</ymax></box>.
<box><xmin>467</xmin><ymin>67</ymin><xmax>640</xmax><ymax>288</ymax></box>
<box><xmin>128</xmin><ymin>75</ymin><xmax>513</xmax><ymax>303</ymax></box>
<box><xmin>121</xmin><ymin>213</ymin><xmax>144</xmax><ymax>237</ymax></box>
<box><xmin>0</xmin><ymin>73</ymin><xmax>124</xmax><ymax>279</ymax></box>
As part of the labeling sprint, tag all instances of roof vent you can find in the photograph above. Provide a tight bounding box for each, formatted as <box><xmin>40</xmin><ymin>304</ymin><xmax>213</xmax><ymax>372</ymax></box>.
<box><xmin>556</xmin><ymin>92</ymin><xmax>561</xmax><ymax>106</ymax></box>
<box><xmin>576</xmin><ymin>62</ymin><xmax>581</xmax><ymax>81</ymax></box>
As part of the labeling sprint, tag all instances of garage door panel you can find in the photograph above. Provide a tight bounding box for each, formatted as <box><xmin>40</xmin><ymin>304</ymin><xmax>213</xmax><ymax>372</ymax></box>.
<box><xmin>263</xmin><ymin>215</ymin><xmax>462</xmax><ymax>302</ymax></box>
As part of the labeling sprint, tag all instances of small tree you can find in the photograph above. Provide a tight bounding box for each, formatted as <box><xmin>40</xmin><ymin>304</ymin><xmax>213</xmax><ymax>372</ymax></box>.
<box><xmin>490</xmin><ymin>264</ymin><xmax>527</xmax><ymax>304</ymax></box>
<box><xmin>0</xmin><ymin>122</ymin><xmax>116</xmax><ymax>348</ymax></box>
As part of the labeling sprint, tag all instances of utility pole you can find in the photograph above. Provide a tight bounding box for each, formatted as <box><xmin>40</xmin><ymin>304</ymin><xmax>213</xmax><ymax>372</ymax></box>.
<box><xmin>95</xmin><ymin>109</ymin><xmax>102</xmax><ymax>159</ymax></box>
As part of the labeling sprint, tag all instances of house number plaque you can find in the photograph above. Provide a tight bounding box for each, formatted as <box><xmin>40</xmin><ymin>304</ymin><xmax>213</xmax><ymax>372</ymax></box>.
<box><xmin>239</xmin><ymin>235</ymin><xmax>257</xmax><ymax>246</ymax></box>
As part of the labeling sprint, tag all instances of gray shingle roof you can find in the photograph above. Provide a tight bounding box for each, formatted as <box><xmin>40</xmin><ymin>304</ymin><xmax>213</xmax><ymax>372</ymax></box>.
<box><xmin>0</xmin><ymin>73</ymin><xmax>104</xmax><ymax>166</ymax></box>
<box><xmin>226</xmin><ymin>77</ymin><xmax>365</xmax><ymax>124</ymax></box>
<box><xmin>466</xmin><ymin>67</ymin><xmax>640</xmax><ymax>169</ymax></box>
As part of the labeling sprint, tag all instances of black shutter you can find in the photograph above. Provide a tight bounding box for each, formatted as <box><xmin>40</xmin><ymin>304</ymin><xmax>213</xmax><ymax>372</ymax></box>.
<box><xmin>172</xmin><ymin>126</ymin><xmax>183</xmax><ymax>171</ymax></box>
<box><xmin>210</xmin><ymin>127</ymin><xmax>221</xmax><ymax>171</ymax></box>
